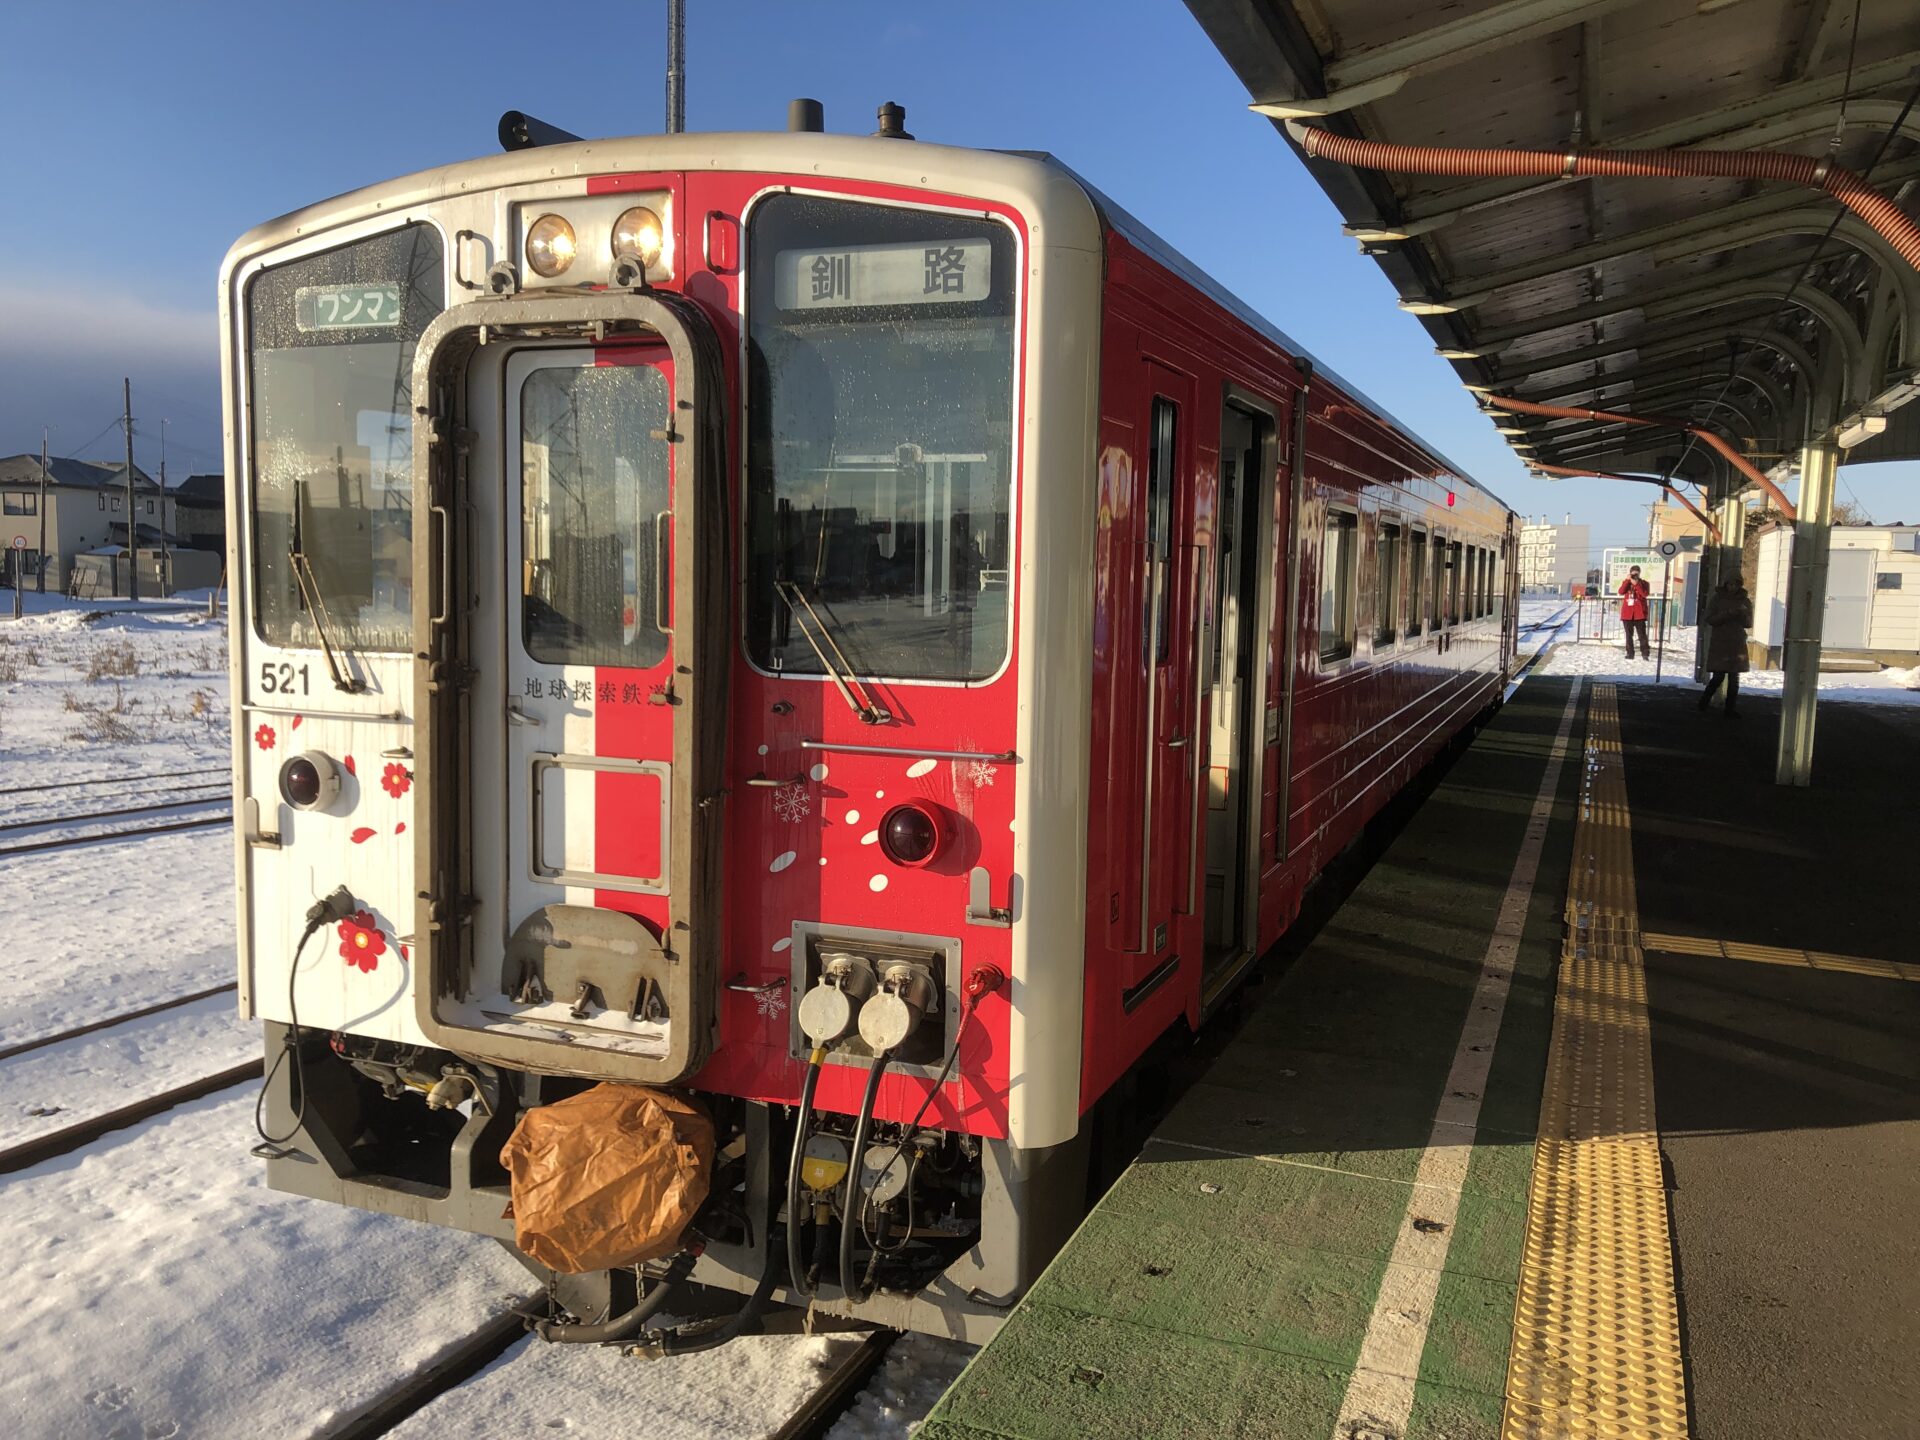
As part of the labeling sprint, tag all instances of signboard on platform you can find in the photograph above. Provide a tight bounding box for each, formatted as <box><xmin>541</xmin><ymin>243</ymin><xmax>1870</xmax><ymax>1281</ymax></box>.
<box><xmin>1603</xmin><ymin>547</ymin><xmax>1663</xmax><ymax>596</ymax></box>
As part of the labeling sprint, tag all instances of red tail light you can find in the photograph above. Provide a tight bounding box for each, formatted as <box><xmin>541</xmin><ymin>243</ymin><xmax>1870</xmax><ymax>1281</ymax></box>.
<box><xmin>878</xmin><ymin>800</ymin><xmax>947</xmax><ymax>868</ymax></box>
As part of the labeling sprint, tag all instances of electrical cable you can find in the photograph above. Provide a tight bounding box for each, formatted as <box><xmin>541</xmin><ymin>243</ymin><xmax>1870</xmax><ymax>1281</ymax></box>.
<box><xmin>253</xmin><ymin>886</ymin><xmax>356</xmax><ymax>1148</ymax></box>
<box><xmin>784</xmin><ymin>1047</ymin><xmax>828</xmax><ymax>1298</ymax></box>
<box><xmin>836</xmin><ymin>1053</ymin><xmax>892</xmax><ymax>1302</ymax></box>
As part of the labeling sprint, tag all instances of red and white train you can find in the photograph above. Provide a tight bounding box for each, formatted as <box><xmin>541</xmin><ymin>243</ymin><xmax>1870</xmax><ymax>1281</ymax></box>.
<box><xmin>222</xmin><ymin>107</ymin><xmax>1515</xmax><ymax>1345</ymax></box>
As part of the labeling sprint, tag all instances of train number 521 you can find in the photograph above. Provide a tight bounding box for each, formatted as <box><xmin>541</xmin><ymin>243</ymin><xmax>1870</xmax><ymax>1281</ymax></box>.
<box><xmin>260</xmin><ymin>661</ymin><xmax>311</xmax><ymax>695</ymax></box>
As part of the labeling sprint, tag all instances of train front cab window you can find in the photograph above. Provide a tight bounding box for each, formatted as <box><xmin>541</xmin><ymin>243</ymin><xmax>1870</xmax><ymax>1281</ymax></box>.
<box><xmin>743</xmin><ymin>193</ymin><xmax>1018</xmax><ymax>683</ymax></box>
<box><xmin>245</xmin><ymin>223</ymin><xmax>445</xmax><ymax>653</ymax></box>
<box><xmin>1205</xmin><ymin>399</ymin><xmax>1276</xmax><ymax>978</ymax></box>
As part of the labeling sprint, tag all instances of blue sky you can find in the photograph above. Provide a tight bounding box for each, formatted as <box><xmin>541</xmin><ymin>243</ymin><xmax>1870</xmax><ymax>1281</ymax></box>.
<box><xmin>2</xmin><ymin>0</ymin><xmax>1912</xmax><ymax>550</ymax></box>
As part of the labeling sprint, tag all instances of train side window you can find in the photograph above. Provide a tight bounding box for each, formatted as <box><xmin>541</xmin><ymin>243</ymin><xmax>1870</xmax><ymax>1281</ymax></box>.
<box><xmin>1446</xmin><ymin>540</ymin><xmax>1463</xmax><ymax>626</ymax></box>
<box><xmin>1144</xmin><ymin>397</ymin><xmax>1176</xmax><ymax>666</ymax></box>
<box><xmin>1374</xmin><ymin>521</ymin><xmax>1402</xmax><ymax>647</ymax></box>
<box><xmin>1318</xmin><ymin>507</ymin><xmax>1357</xmax><ymax>664</ymax></box>
<box><xmin>1431</xmin><ymin>533</ymin><xmax>1446</xmax><ymax>629</ymax></box>
<box><xmin>1407</xmin><ymin>527</ymin><xmax>1427</xmax><ymax>637</ymax></box>
<box><xmin>1465</xmin><ymin>546</ymin><xmax>1480</xmax><ymax>619</ymax></box>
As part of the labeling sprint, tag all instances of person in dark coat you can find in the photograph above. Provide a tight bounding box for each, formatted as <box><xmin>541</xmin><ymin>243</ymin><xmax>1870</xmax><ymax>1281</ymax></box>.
<box><xmin>1698</xmin><ymin>577</ymin><xmax>1753</xmax><ymax>716</ymax></box>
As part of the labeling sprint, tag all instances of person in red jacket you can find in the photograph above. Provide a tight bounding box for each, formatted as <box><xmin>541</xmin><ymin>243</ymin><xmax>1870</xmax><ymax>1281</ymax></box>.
<box><xmin>1618</xmin><ymin>565</ymin><xmax>1652</xmax><ymax>659</ymax></box>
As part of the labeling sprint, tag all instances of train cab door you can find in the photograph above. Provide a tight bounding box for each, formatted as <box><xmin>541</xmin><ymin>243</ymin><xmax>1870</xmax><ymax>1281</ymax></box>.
<box><xmin>454</xmin><ymin>338</ymin><xmax>697</xmax><ymax>1077</ymax></box>
<box><xmin>1202</xmin><ymin>400</ymin><xmax>1274</xmax><ymax>984</ymax></box>
<box><xmin>1127</xmin><ymin>367</ymin><xmax>1203</xmax><ymax>987</ymax></box>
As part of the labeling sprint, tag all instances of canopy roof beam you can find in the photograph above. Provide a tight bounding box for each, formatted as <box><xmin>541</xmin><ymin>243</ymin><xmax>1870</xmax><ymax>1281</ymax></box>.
<box><xmin>1248</xmin><ymin>0</ymin><xmax>1651</xmax><ymax>118</ymax></box>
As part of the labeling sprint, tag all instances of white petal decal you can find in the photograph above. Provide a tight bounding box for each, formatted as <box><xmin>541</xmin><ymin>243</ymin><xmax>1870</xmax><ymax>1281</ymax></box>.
<box><xmin>844</xmin><ymin>809</ymin><xmax>861</xmax><ymax>825</ymax></box>
<box><xmin>771</xmin><ymin>937</ymin><xmax>792</xmax><ymax>953</ymax></box>
<box><xmin>874</xmin><ymin>789</ymin><xmax>885</xmax><ymax>799</ymax></box>
<box><xmin>906</xmin><ymin>759</ymin><xmax>937</xmax><ymax>778</ymax></box>
<box><xmin>868</xmin><ymin>874</ymin><xmax>889</xmax><ymax>892</ymax></box>
<box><xmin>770</xmin><ymin>851</ymin><xmax>797</xmax><ymax>873</ymax></box>
<box><xmin>860</xmin><ymin>830</ymin><xmax>879</xmax><ymax>846</ymax></box>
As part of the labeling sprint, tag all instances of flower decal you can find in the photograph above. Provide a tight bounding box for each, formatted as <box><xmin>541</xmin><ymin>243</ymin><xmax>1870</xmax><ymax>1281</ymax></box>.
<box><xmin>254</xmin><ymin>724</ymin><xmax>276</xmax><ymax>752</ymax></box>
<box><xmin>381</xmin><ymin>763</ymin><xmax>412</xmax><ymax>800</ymax></box>
<box><xmin>337</xmin><ymin>910</ymin><xmax>387</xmax><ymax>973</ymax></box>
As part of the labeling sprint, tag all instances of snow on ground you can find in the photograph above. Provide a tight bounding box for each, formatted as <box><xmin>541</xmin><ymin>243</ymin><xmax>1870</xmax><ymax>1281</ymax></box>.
<box><xmin>0</xmin><ymin>594</ymin><xmax>229</xmax><ymax>791</ymax></box>
<box><xmin>0</xmin><ymin>993</ymin><xmax>255</xmax><ymax>1150</ymax></box>
<box><xmin>1540</xmin><ymin>626</ymin><xmax>1920</xmax><ymax>704</ymax></box>
<box><xmin>824</xmin><ymin>1332</ymin><xmax>976</xmax><ymax>1439</ymax></box>
<box><xmin>0</xmin><ymin>828</ymin><xmax>236</xmax><ymax>1047</ymax></box>
<box><xmin>390</xmin><ymin>1328</ymin><xmax>857</xmax><ymax>1439</ymax></box>
<box><xmin>0</xmin><ymin>1091</ymin><xmax>536</xmax><ymax>1440</ymax></box>
<box><xmin>0</xmin><ymin>599</ymin><xmax>233</xmax><ymax>1047</ymax></box>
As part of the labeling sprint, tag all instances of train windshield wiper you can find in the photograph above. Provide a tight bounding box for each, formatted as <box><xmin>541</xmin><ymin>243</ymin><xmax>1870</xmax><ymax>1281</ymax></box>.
<box><xmin>774</xmin><ymin>579</ymin><xmax>889</xmax><ymax>724</ymax></box>
<box><xmin>288</xmin><ymin>486</ymin><xmax>365</xmax><ymax>695</ymax></box>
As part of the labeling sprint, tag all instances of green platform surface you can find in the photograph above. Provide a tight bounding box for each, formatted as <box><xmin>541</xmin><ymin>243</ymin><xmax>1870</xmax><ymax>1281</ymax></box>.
<box><xmin>926</xmin><ymin>678</ymin><xmax>1587</xmax><ymax>1440</ymax></box>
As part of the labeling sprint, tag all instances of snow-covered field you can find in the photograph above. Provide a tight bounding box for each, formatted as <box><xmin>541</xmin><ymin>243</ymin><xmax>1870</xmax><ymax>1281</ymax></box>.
<box><xmin>0</xmin><ymin>595</ymin><xmax>967</xmax><ymax>1437</ymax></box>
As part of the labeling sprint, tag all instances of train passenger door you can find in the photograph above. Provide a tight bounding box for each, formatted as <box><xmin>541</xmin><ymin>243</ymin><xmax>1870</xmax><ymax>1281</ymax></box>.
<box><xmin>1203</xmin><ymin>401</ymin><xmax>1273</xmax><ymax>978</ymax></box>
<box><xmin>1130</xmin><ymin>369</ymin><xmax>1202</xmax><ymax>984</ymax></box>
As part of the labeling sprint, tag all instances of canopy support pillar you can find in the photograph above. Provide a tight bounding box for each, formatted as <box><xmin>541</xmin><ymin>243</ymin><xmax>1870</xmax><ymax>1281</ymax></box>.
<box><xmin>1774</xmin><ymin>437</ymin><xmax>1837</xmax><ymax>786</ymax></box>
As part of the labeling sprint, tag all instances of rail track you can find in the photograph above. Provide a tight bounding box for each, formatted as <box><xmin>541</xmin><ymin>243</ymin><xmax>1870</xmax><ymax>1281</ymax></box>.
<box><xmin>317</xmin><ymin>1296</ymin><xmax>903</xmax><ymax>1440</ymax></box>
<box><xmin>0</xmin><ymin>982</ymin><xmax>240</xmax><ymax>1063</ymax></box>
<box><xmin>0</xmin><ymin>1059</ymin><xmax>262</xmax><ymax>1177</ymax></box>
<box><xmin>0</xmin><ymin>765</ymin><xmax>227</xmax><ymax>799</ymax></box>
<box><xmin>0</xmin><ymin>807</ymin><xmax>232</xmax><ymax>860</ymax></box>
<box><xmin>0</xmin><ymin>786</ymin><xmax>230</xmax><ymax>836</ymax></box>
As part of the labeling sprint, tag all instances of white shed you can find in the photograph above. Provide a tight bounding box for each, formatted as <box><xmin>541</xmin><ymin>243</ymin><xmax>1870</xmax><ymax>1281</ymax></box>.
<box><xmin>1751</xmin><ymin>524</ymin><xmax>1920</xmax><ymax>664</ymax></box>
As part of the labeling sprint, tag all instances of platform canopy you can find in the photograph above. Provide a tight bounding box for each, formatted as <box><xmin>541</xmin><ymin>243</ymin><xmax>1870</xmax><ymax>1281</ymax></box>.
<box><xmin>1185</xmin><ymin>0</ymin><xmax>1920</xmax><ymax>484</ymax></box>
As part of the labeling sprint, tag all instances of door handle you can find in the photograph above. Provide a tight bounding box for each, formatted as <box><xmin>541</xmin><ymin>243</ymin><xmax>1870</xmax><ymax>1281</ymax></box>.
<box><xmin>654</xmin><ymin>510</ymin><xmax>673</xmax><ymax>636</ymax></box>
<box><xmin>1166</xmin><ymin>733</ymin><xmax>1190</xmax><ymax>749</ymax></box>
<box><xmin>506</xmin><ymin>703</ymin><xmax>542</xmax><ymax>727</ymax></box>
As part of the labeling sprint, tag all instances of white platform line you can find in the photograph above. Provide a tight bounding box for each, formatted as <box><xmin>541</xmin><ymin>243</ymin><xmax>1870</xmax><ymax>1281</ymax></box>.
<box><xmin>1332</xmin><ymin>679</ymin><xmax>1583</xmax><ymax>1440</ymax></box>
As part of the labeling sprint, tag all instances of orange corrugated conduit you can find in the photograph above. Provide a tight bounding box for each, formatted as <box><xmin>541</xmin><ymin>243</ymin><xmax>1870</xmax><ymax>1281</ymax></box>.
<box><xmin>1289</xmin><ymin>124</ymin><xmax>1920</xmax><ymax>274</ymax></box>
<box><xmin>1528</xmin><ymin>462</ymin><xmax>1722</xmax><ymax>539</ymax></box>
<box><xmin>1481</xmin><ymin>394</ymin><xmax>1796</xmax><ymax>520</ymax></box>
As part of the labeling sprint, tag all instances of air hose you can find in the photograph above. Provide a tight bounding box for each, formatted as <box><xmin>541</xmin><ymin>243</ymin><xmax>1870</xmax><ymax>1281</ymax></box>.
<box><xmin>836</xmin><ymin>1053</ymin><xmax>893</xmax><ymax>1303</ymax></box>
<box><xmin>784</xmin><ymin>1047</ymin><xmax>828</xmax><ymax>1297</ymax></box>
<box><xmin>534</xmin><ymin>1247</ymin><xmax>700</xmax><ymax>1344</ymax></box>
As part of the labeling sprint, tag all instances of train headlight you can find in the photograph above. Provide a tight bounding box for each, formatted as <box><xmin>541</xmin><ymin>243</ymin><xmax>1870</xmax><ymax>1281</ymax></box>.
<box><xmin>611</xmin><ymin>206</ymin><xmax>665</xmax><ymax>267</ymax></box>
<box><xmin>279</xmin><ymin>751</ymin><xmax>343</xmax><ymax>811</ymax></box>
<box><xmin>524</xmin><ymin>213</ymin><xmax>577</xmax><ymax>278</ymax></box>
<box><xmin>878</xmin><ymin>801</ymin><xmax>948</xmax><ymax>868</ymax></box>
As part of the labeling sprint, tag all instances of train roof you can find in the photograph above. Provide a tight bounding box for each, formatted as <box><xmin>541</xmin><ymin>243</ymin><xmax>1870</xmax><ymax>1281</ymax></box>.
<box><xmin>222</xmin><ymin>130</ymin><xmax>1505</xmax><ymax>514</ymax></box>
<box><xmin>1014</xmin><ymin>153</ymin><xmax>1508</xmax><ymax>514</ymax></box>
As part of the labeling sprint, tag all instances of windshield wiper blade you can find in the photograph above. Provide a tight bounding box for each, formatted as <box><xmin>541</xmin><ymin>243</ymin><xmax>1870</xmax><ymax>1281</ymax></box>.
<box><xmin>775</xmin><ymin>580</ymin><xmax>889</xmax><ymax>724</ymax></box>
<box><xmin>289</xmin><ymin>546</ymin><xmax>365</xmax><ymax>694</ymax></box>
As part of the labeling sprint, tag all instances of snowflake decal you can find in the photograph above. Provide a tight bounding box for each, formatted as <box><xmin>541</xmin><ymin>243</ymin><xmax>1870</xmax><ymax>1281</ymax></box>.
<box><xmin>965</xmin><ymin>760</ymin><xmax>998</xmax><ymax>788</ymax></box>
<box><xmin>773</xmin><ymin>782</ymin><xmax>811</xmax><ymax>824</ymax></box>
<box><xmin>755</xmin><ymin>985</ymin><xmax>788</xmax><ymax>1021</ymax></box>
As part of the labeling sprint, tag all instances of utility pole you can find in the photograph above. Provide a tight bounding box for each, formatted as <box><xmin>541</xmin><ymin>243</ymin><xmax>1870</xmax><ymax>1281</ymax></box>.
<box><xmin>36</xmin><ymin>429</ymin><xmax>48</xmax><ymax>594</ymax></box>
<box><xmin>159</xmin><ymin>418</ymin><xmax>171</xmax><ymax>597</ymax></box>
<box><xmin>665</xmin><ymin>0</ymin><xmax>685</xmax><ymax>133</ymax></box>
<box><xmin>123</xmin><ymin>378</ymin><xmax>139</xmax><ymax>603</ymax></box>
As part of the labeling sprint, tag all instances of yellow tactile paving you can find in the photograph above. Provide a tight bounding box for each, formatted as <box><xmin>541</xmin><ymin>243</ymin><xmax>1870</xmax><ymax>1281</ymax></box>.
<box><xmin>1502</xmin><ymin>684</ymin><xmax>1692</xmax><ymax>1440</ymax></box>
<box><xmin>1641</xmin><ymin>932</ymin><xmax>1913</xmax><ymax>983</ymax></box>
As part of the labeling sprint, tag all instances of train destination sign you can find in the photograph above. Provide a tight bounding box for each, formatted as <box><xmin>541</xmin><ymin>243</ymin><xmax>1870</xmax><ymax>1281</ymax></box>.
<box><xmin>773</xmin><ymin>238</ymin><xmax>993</xmax><ymax>310</ymax></box>
<box><xmin>294</xmin><ymin>283</ymin><xmax>405</xmax><ymax>332</ymax></box>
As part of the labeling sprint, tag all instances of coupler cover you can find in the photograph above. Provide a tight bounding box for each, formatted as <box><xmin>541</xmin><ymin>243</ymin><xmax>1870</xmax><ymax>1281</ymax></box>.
<box><xmin>500</xmin><ymin>1083</ymin><xmax>714</xmax><ymax>1273</ymax></box>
